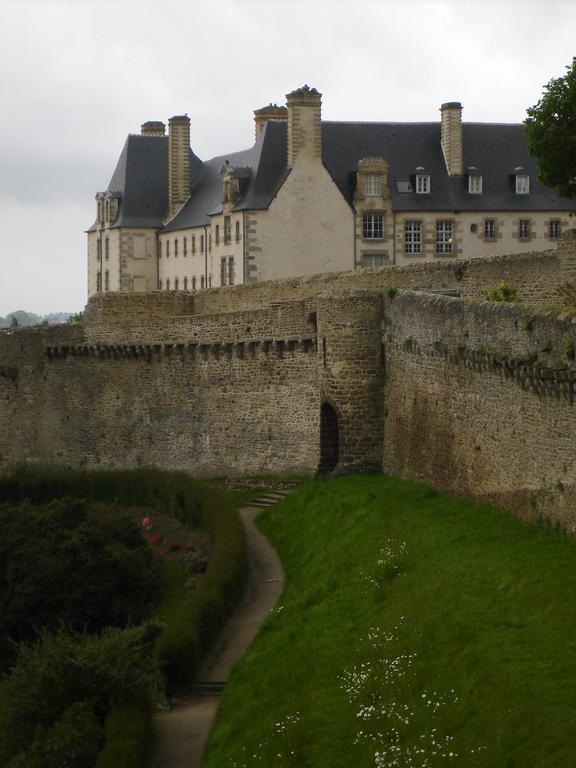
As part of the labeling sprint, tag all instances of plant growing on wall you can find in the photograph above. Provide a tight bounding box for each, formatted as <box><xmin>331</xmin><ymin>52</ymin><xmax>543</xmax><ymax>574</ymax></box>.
<box><xmin>485</xmin><ymin>282</ymin><xmax>518</xmax><ymax>302</ymax></box>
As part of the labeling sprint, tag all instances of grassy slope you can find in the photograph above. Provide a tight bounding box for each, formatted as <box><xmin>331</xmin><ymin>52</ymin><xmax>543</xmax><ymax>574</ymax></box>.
<box><xmin>204</xmin><ymin>475</ymin><xmax>576</xmax><ymax>767</ymax></box>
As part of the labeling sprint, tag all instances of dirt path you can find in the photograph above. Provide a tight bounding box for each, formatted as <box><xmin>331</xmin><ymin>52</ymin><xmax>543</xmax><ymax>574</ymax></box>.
<box><xmin>152</xmin><ymin>496</ymin><xmax>286</xmax><ymax>768</ymax></box>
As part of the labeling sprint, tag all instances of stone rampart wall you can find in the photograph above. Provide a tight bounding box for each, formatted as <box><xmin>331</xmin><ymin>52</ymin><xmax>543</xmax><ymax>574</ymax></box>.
<box><xmin>383</xmin><ymin>292</ymin><xmax>576</xmax><ymax>528</ymax></box>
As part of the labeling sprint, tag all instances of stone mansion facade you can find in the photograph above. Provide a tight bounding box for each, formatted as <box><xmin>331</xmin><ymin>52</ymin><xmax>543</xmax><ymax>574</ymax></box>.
<box><xmin>86</xmin><ymin>86</ymin><xmax>572</xmax><ymax>297</ymax></box>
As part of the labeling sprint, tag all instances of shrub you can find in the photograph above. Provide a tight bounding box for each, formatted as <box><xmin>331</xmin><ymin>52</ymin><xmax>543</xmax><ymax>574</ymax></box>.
<box><xmin>95</xmin><ymin>703</ymin><xmax>153</xmax><ymax>768</ymax></box>
<box><xmin>485</xmin><ymin>281</ymin><xmax>518</xmax><ymax>302</ymax></box>
<box><xmin>0</xmin><ymin>497</ymin><xmax>163</xmax><ymax>659</ymax></box>
<box><xmin>0</xmin><ymin>626</ymin><xmax>160</xmax><ymax>767</ymax></box>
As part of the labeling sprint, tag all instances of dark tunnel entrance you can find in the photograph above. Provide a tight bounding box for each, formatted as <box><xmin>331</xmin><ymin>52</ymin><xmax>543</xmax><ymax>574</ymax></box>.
<box><xmin>318</xmin><ymin>402</ymin><xmax>339</xmax><ymax>474</ymax></box>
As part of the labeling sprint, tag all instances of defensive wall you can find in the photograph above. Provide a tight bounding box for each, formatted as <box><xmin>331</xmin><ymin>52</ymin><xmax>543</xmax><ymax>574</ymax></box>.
<box><xmin>1</xmin><ymin>233</ymin><xmax>576</xmax><ymax>527</ymax></box>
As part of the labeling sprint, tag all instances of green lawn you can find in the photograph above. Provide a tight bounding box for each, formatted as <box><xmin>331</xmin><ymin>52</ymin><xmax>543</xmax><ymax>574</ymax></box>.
<box><xmin>204</xmin><ymin>475</ymin><xmax>576</xmax><ymax>767</ymax></box>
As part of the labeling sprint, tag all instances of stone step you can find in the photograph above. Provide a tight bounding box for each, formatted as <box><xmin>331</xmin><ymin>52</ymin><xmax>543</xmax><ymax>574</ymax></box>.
<box><xmin>187</xmin><ymin>681</ymin><xmax>226</xmax><ymax>696</ymax></box>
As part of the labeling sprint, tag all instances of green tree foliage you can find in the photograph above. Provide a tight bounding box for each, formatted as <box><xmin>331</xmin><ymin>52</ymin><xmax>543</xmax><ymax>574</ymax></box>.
<box><xmin>0</xmin><ymin>626</ymin><xmax>160</xmax><ymax>767</ymax></box>
<box><xmin>0</xmin><ymin>497</ymin><xmax>163</xmax><ymax>660</ymax></box>
<box><xmin>525</xmin><ymin>58</ymin><xmax>576</xmax><ymax>200</ymax></box>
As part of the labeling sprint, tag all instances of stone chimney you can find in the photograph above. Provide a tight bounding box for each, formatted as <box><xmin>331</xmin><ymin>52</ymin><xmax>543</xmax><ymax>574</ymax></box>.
<box><xmin>286</xmin><ymin>85</ymin><xmax>322</xmax><ymax>166</ymax></box>
<box><xmin>254</xmin><ymin>104</ymin><xmax>288</xmax><ymax>138</ymax></box>
<box><xmin>440</xmin><ymin>102</ymin><xmax>463</xmax><ymax>176</ymax></box>
<box><xmin>141</xmin><ymin>121</ymin><xmax>166</xmax><ymax>137</ymax></box>
<box><xmin>167</xmin><ymin>115</ymin><xmax>191</xmax><ymax>220</ymax></box>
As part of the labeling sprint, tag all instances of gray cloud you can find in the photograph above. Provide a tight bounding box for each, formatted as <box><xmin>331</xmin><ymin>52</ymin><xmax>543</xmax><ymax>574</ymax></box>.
<box><xmin>0</xmin><ymin>0</ymin><xmax>575</xmax><ymax>314</ymax></box>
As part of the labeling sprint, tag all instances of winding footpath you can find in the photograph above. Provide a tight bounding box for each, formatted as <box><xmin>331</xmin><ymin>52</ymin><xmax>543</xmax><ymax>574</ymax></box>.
<box><xmin>152</xmin><ymin>492</ymin><xmax>287</xmax><ymax>768</ymax></box>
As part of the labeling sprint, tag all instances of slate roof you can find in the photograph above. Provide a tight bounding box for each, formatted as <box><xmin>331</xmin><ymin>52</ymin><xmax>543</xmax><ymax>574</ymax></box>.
<box><xmin>87</xmin><ymin>119</ymin><xmax>571</xmax><ymax>233</ymax></box>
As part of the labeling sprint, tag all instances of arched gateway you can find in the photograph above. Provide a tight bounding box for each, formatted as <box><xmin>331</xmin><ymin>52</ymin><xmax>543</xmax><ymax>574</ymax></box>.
<box><xmin>318</xmin><ymin>402</ymin><xmax>339</xmax><ymax>474</ymax></box>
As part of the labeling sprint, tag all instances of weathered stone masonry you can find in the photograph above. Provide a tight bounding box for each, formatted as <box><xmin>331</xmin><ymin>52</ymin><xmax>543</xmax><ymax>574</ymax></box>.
<box><xmin>1</xmin><ymin>235</ymin><xmax>576</xmax><ymax>527</ymax></box>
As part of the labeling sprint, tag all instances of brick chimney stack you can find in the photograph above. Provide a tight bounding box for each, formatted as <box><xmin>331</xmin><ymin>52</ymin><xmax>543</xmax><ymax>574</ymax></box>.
<box><xmin>167</xmin><ymin>114</ymin><xmax>191</xmax><ymax>220</ymax></box>
<box><xmin>254</xmin><ymin>104</ymin><xmax>288</xmax><ymax>139</ymax></box>
<box><xmin>141</xmin><ymin>121</ymin><xmax>166</xmax><ymax>137</ymax></box>
<box><xmin>286</xmin><ymin>85</ymin><xmax>322</xmax><ymax>166</ymax></box>
<box><xmin>440</xmin><ymin>102</ymin><xmax>463</xmax><ymax>176</ymax></box>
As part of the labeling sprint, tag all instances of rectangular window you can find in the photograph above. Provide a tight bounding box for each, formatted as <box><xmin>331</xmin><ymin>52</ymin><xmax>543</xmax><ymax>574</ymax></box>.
<box><xmin>201</xmin><ymin>276</ymin><xmax>205</xmax><ymax>289</ymax></box>
<box><xmin>200</xmin><ymin>235</ymin><xmax>204</xmax><ymax>253</ymax></box>
<box><xmin>436</xmin><ymin>220</ymin><xmax>453</xmax><ymax>254</ymax></box>
<box><xmin>361</xmin><ymin>253</ymin><xmax>385</xmax><ymax>268</ymax></box>
<box><xmin>97</xmin><ymin>239</ymin><xmax>102</xmax><ymax>260</ymax></box>
<box><xmin>166</xmin><ymin>278</ymin><xmax>171</xmax><ymax>290</ymax></box>
<box><xmin>549</xmin><ymin>220</ymin><xmax>561</xmax><ymax>239</ymax></box>
<box><xmin>469</xmin><ymin>175</ymin><xmax>482</xmax><ymax>194</ymax></box>
<box><xmin>209</xmin><ymin>234</ymin><xmax>212</xmax><ymax>253</ymax></box>
<box><xmin>363</xmin><ymin>213</ymin><xmax>384</xmax><ymax>239</ymax></box>
<box><xmin>519</xmin><ymin>219</ymin><xmax>530</xmax><ymax>240</ymax></box>
<box><xmin>484</xmin><ymin>219</ymin><xmax>496</xmax><ymax>240</ymax></box>
<box><xmin>96</xmin><ymin>272</ymin><xmax>102</xmax><ymax>292</ymax></box>
<box><xmin>363</xmin><ymin>174</ymin><xmax>381</xmax><ymax>196</ymax></box>
<box><xmin>416</xmin><ymin>174</ymin><xmax>430</xmax><ymax>194</ymax></box>
<box><xmin>104</xmin><ymin>237</ymin><xmax>109</xmax><ymax>260</ymax></box>
<box><xmin>235</xmin><ymin>220</ymin><xmax>241</xmax><ymax>242</ymax></box>
<box><xmin>224</xmin><ymin>216</ymin><xmax>231</xmax><ymax>244</ymax></box>
<box><xmin>515</xmin><ymin>174</ymin><xmax>530</xmax><ymax>194</ymax></box>
<box><xmin>404</xmin><ymin>220</ymin><xmax>422</xmax><ymax>254</ymax></box>
<box><xmin>183</xmin><ymin>237</ymin><xmax>187</xmax><ymax>256</ymax></box>
<box><xmin>159</xmin><ymin>279</ymin><xmax>163</xmax><ymax>290</ymax></box>
<box><xmin>174</xmin><ymin>277</ymin><xmax>179</xmax><ymax>290</ymax></box>
<box><xmin>192</xmin><ymin>276</ymin><xmax>196</xmax><ymax>290</ymax></box>
<box><xmin>215</xmin><ymin>225</ymin><xmax>220</xmax><ymax>245</ymax></box>
<box><xmin>166</xmin><ymin>240</ymin><xmax>170</xmax><ymax>258</ymax></box>
<box><xmin>228</xmin><ymin>256</ymin><xmax>235</xmax><ymax>285</ymax></box>
<box><xmin>104</xmin><ymin>270</ymin><xmax>110</xmax><ymax>292</ymax></box>
<box><xmin>220</xmin><ymin>257</ymin><xmax>227</xmax><ymax>286</ymax></box>
<box><xmin>174</xmin><ymin>239</ymin><xmax>179</xmax><ymax>257</ymax></box>
<box><xmin>184</xmin><ymin>276</ymin><xmax>188</xmax><ymax>290</ymax></box>
<box><xmin>192</xmin><ymin>235</ymin><xmax>196</xmax><ymax>254</ymax></box>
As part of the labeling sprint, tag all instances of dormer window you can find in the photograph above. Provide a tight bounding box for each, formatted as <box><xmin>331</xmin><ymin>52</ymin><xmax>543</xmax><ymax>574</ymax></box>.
<box><xmin>363</xmin><ymin>174</ymin><xmax>382</xmax><ymax>197</ymax></box>
<box><xmin>468</xmin><ymin>174</ymin><xmax>482</xmax><ymax>194</ymax></box>
<box><xmin>415</xmin><ymin>170</ymin><xmax>430</xmax><ymax>194</ymax></box>
<box><xmin>515</xmin><ymin>174</ymin><xmax>530</xmax><ymax>194</ymax></box>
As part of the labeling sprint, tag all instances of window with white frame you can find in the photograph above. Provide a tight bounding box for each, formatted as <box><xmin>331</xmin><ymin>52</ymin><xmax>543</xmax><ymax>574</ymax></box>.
<box><xmin>469</xmin><ymin>175</ymin><xmax>482</xmax><ymax>194</ymax></box>
<box><xmin>484</xmin><ymin>219</ymin><xmax>496</xmax><ymax>240</ymax></box>
<box><xmin>436</xmin><ymin>220</ymin><xmax>453</xmax><ymax>253</ymax></box>
<box><xmin>549</xmin><ymin>220</ymin><xmax>561</xmax><ymax>239</ymax></box>
<box><xmin>363</xmin><ymin>213</ymin><xmax>384</xmax><ymax>239</ymax></box>
<box><xmin>515</xmin><ymin>174</ymin><xmax>530</xmax><ymax>194</ymax></box>
<box><xmin>518</xmin><ymin>219</ymin><xmax>530</xmax><ymax>240</ymax></box>
<box><xmin>416</xmin><ymin>174</ymin><xmax>430</xmax><ymax>194</ymax></box>
<box><xmin>363</xmin><ymin>174</ymin><xmax>382</xmax><ymax>197</ymax></box>
<box><xmin>361</xmin><ymin>252</ymin><xmax>385</xmax><ymax>268</ymax></box>
<box><xmin>404</xmin><ymin>220</ymin><xmax>422</xmax><ymax>254</ymax></box>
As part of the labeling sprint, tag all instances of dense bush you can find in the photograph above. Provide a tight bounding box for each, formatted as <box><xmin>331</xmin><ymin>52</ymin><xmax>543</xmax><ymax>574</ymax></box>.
<box><xmin>95</xmin><ymin>703</ymin><xmax>153</xmax><ymax>768</ymax></box>
<box><xmin>0</xmin><ymin>625</ymin><xmax>160</xmax><ymax>767</ymax></box>
<box><xmin>0</xmin><ymin>496</ymin><xmax>163</xmax><ymax>660</ymax></box>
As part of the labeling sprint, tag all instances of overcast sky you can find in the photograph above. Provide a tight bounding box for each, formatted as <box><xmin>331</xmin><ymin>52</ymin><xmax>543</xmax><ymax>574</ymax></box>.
<box><xmin>0</xmin><ymin>0</ymin><xmax>574</xmax><ymax>316</ymax></box>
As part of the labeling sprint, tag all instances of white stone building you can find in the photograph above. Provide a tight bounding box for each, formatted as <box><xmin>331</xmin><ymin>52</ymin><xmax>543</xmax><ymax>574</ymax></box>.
<box><xmin>87</xmin><ymin>85</ymin><xmax>573</xmax><ymax>298</ymax></box>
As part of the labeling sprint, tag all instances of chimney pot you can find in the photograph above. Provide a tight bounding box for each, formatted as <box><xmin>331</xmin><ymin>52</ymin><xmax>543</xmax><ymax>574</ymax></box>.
<box><xmin>141</xmin><ymin>121</ymin><xmax>166</xmax><ymax>136</ymax></box>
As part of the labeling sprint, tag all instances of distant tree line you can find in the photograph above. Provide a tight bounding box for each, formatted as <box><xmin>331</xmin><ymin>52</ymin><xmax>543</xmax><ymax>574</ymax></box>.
<box><xmin>0</xmin><ymin>310</ymin><xmax>77</xmax><ymax>328</ymax></box>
